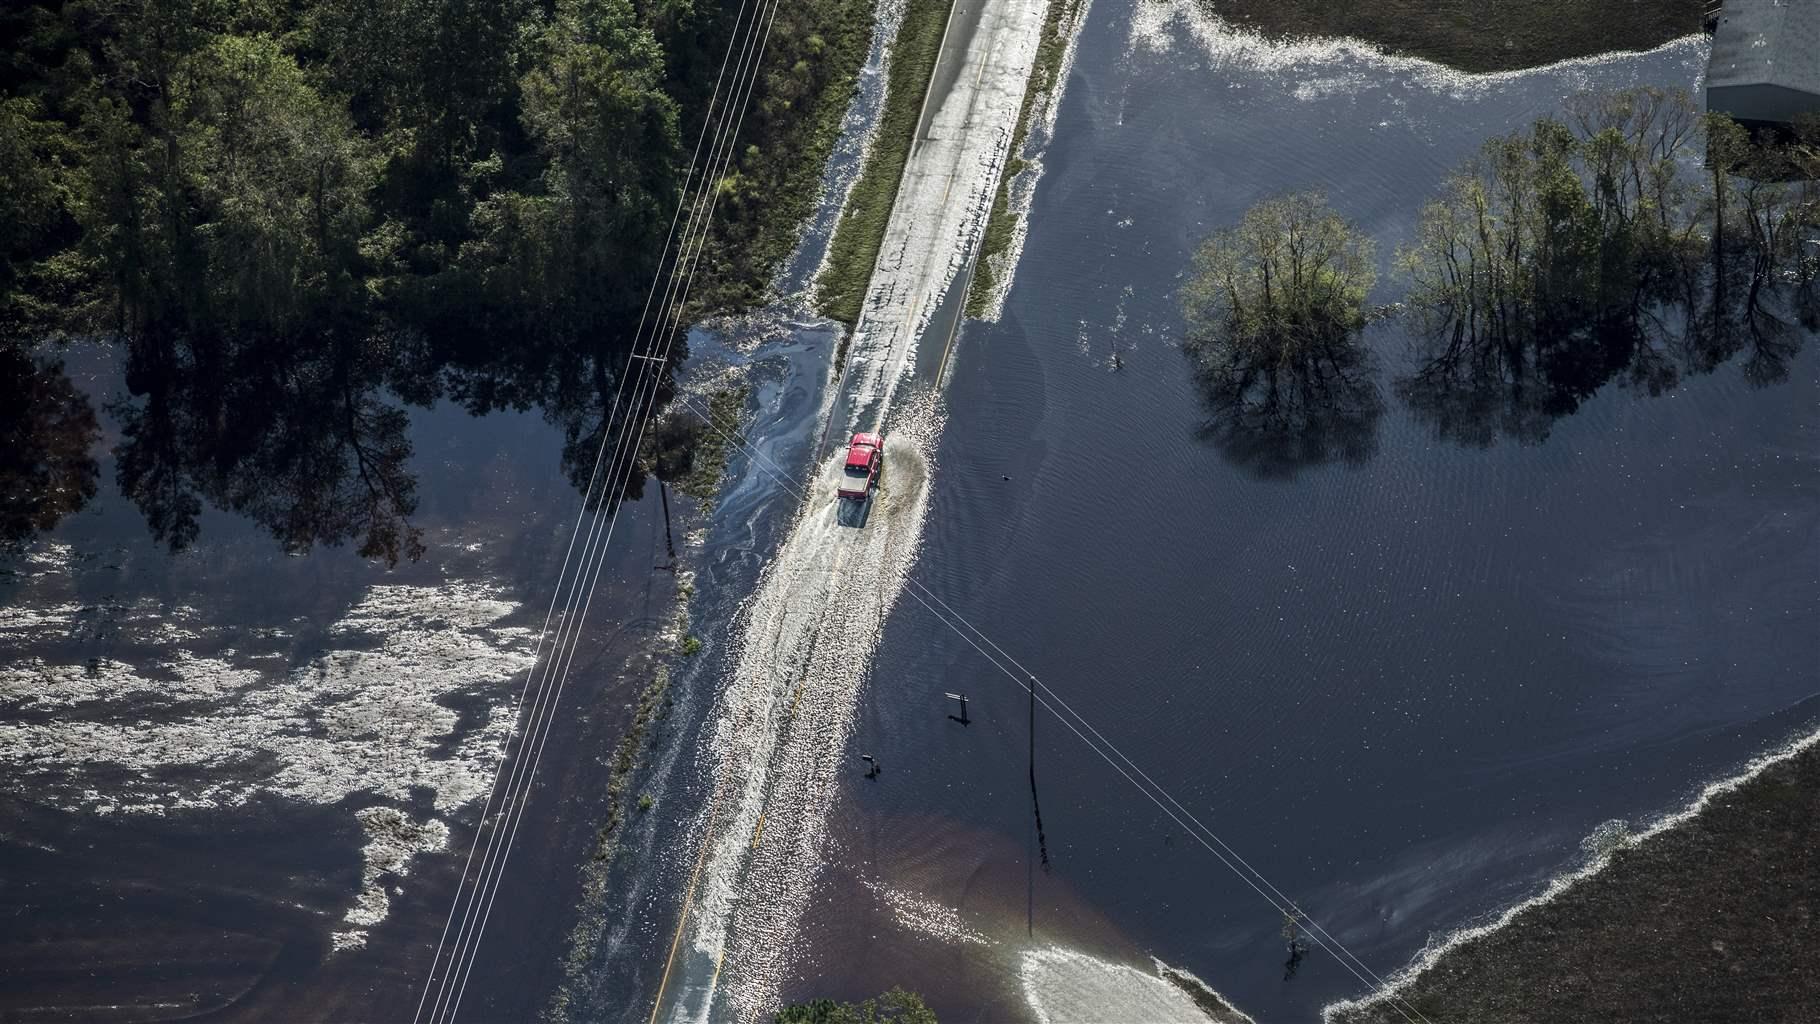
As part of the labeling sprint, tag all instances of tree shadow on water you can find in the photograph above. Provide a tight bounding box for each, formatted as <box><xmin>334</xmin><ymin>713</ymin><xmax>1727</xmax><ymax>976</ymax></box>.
<box><xmin>0</xmin><ymin>345</ymin><xmax>100</xmax><ymax>553</ymax></box>
<box><xmin>1190</xmin><ymin>331</ymin><xmax>1384</xmax><ymax>480</ymax></box>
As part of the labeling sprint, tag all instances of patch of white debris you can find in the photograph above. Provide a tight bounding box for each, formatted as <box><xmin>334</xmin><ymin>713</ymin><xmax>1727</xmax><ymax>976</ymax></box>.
<box><xmin>0</xmin><ymin>579</ymin><xmax>537</xmax><ymax>940</ymax></box>
<box><xmin>1021</xmin><ymin>947</ymin><xmax>1252</xmax><ymax>1024</ymax></box>
<box><xmin>332</xmin><ymin>806</ymin><xmax>451</xmax><ymax>954</ymax></box>
<box><xmin>1125</xmin><ymin>0</ymin><xmax>1706</xmax><ymax>95</ymax></box>
<box><xmin>0</xmin><ymin>582</ymin><xmax>533</xmax><ymax>813</ymax></box>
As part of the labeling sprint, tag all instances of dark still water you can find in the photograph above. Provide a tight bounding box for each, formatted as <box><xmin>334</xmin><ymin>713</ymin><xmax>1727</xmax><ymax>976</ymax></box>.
<box><xmin>0</xmin><ymin>338</ymin><xmax>680</xmax><ymax>1021</ymax></box>
<box><xmin>787</xmin><ymin>4</ymin><xmax>1815</xmax><ymax>1022</ymax></box>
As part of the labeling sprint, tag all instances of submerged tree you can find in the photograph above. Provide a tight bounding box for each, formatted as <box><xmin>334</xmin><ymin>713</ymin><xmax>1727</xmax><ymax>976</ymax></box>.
<box><xmin>1396</xmin><ymin>88</ymin><xmax>1817</xmax><ymax>448</ymax></box>
<box><xmin>1179</xmin><ymin>191</ymin><xmax>1382</xmax><ymax>477</ymax></box>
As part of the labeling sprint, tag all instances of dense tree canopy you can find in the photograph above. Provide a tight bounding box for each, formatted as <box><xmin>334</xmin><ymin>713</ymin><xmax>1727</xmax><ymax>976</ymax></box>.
<box><xmin>0</xmin><ymin>0</ymin><xmax>871</xmax><ymax>559</ymax></box>
<box><xmin>774</xmin><ymin>988</ymin><xmax>938</xmax><ymax>1024</ymax></box>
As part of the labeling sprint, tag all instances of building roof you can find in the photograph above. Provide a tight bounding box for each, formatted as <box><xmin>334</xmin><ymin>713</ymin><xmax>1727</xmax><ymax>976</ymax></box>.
<box><xmin>1708</xmin><ymin>0</ymin><xmax>1820</xmax><ymax>97</ymax></box>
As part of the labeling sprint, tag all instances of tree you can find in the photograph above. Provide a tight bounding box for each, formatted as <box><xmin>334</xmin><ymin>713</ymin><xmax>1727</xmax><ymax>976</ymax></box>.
<box><xmin>1178</xmin><ymin>191</ymin><xmax>1381</xmax><ymax>476</ymax></box>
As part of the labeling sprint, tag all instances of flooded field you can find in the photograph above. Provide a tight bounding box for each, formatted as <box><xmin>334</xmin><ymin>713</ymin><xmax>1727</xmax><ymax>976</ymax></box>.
<box><xmin>5</xmin><ymin>2</ymin><xmax>1815</xmax><ymax>1023</ymax></box>
<box><xmin>609</xmin><ymin>3</ymin><xmax>1817</xmax><ymax>1023</ymax></box>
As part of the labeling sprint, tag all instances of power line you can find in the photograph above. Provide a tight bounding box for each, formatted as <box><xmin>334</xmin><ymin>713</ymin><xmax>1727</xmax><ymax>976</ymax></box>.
<box><xmin>666</xmin><ymin>390</ymin><xmax>1430</xmax><ymax>1024</ymax></box>
<box><xmin>411</xmin><ymin>0</ymin><xmax>783</xmax><ymax>1018</ymax></box>
<box><xmin>434</xmin><ymin>1</ymin><xmax>788</xmax><ymax>1017</ymax></box>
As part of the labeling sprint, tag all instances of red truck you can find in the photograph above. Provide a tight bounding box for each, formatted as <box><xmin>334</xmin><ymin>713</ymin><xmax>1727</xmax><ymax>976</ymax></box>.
<box><xmin>837</xmin><ymin>432</ymin><xmax>883</xmax><ymax>500</ymax></box>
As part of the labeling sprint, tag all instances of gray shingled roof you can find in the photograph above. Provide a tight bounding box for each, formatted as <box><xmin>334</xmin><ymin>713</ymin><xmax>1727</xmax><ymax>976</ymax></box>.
<box><xmin>1707</xmin><ymin>0</ymin><xmax>1820</xmax><ymax>96</ymax></box>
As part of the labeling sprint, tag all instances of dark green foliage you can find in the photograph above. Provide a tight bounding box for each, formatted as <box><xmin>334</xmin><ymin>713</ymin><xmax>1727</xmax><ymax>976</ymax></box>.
<box><xmin>692</xmin><ymin>0</ymin><xmax>874</xmax><ymax>314</ymax></box>
<box><xmin>0</xmin><ymin>345</ymin><xmax>97</xmax><ymax>551</ymax></box>
<box><xmin>0</xmin><ymin>0</ymin><xmax>873</xmax><ymax>557</ymax></box>
<box><xmin>774</xmin><ymin>988</ymin><xmax>938</xmax><ymax>1024</ymax></box>
<box><xmin>816</xmin><ymin>0</ymin><xmax>952</xmax><ymax>329</ymax></box>
<box><xmin>642</xmin><ymin>380</ymin><xmax>749</xmax><ymax>508</ymax></box>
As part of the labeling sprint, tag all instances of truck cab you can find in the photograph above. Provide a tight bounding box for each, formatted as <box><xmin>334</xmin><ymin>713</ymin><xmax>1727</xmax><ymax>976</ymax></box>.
<box><xmin>838</xmin><ymin>432</ymin><xmax>883</xmax><ymax>500</ymax></box>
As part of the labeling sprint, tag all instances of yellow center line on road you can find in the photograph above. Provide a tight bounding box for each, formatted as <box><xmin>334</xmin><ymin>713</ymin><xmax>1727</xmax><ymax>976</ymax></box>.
<box><xmin>709</xmin><ymin>947</ymin><xmax>728</xmax><ymax>993</ymax></box>
<box><xmin>647</xmin><ymin>789</ymin><xmax>725</xmax><ymax>1024</ymax></box>
<box><xmin>751</xmin><ymin>813</ymin><xmax>766</xmax><ymax>849</ymax></box>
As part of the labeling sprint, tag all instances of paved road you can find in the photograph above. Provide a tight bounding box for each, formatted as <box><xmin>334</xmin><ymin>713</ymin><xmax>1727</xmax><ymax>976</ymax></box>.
<box><xmin>653</xmin><ymin>2</ymin><xmax>1052</xmax><ymax>1021</ymax></box>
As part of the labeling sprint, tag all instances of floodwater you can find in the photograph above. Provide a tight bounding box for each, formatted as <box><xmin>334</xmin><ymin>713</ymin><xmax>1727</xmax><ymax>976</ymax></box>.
<box><xmin>7</xmin><ymin>2</ymin><xmax>1817</xmax><ymax>1023</ymax></box>
<box><xmin>604</xmin><ymin>3</ymin><xmax>1819</xmax><ymax>1024</ymax></box>
<box><xmin>0</xmin><ymin>335</ymin><xmax>679</xmax><ymax>1020</ymax></box>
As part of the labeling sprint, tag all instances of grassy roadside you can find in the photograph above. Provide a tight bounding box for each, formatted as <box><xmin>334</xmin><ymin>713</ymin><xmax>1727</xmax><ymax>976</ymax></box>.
<box><xmin>1198</xmin><ymin>0</ymin><xmax>1703</xmax><ymax>73</ymax></box>
<box><xmin>1330</xmin><ymin>737</ymin><xmax>1820</xmax><ymax>1023</ymax></box>
<box><xmin>815</xmin><ymin>0</ymin><xmax>957</xmax><ymax>331</ymax></box>
<box><xmin>965</xmin><ymin>0</ymin><xmax>1087</xmax><ymax>317</ymax></box>
<box><xmin>690</xmin><ymin>0</ymin><xmax>880</xmax><ymax>317</ymax></box>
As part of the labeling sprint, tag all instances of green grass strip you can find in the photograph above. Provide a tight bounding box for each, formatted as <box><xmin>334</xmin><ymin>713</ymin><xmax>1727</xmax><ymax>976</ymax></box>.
<box><xmin>966</xmin><ymin>0</ymin><xmax>1085</xmax><ymax>317</ymax></box>
<box><xmin>815</xmin><ymin>0</ymin><xmax>957</xmax><ymax>330</ymax></box>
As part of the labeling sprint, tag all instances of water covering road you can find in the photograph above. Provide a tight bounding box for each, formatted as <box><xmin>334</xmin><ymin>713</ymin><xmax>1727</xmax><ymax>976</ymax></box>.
<box><xmin>653</xmin><ymin>2</ymin><xmax>1050</xmax><ymax>1021</ymax></box>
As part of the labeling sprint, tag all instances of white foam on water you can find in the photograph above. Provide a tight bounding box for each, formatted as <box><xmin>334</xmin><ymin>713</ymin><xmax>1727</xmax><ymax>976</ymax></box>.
<box><xmin>1020</xmin><ymin>947</ymin><xmax>1254</xmax><ymax>1024</ymax></box>
<box><xmin>0</xmin><ymin>578</ymin><xmax>537</xmax><ymax>939</ymax></box>
<box><xmin>331</xmin><ymin>805</ymin><xmax>451</xmax><ymax>953</ymax></box>
<box><xmin>1124</xmin><ymin>0</ymin><xmax>1708</xmax><ymax>96</ymax></box>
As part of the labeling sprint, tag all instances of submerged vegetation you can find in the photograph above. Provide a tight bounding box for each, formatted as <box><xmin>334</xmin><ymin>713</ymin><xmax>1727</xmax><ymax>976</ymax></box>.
<box><xmin>1398</xmin><ymin>92</ymin><xmax>1820</xmax><ymax>447</ymax></box>
<box><xmin>816</xmin><ymin>0</ymin><xmax>954</xmax><ymax>329</ymax></box>
<box><xmin>0</xmin><ymin>0</ymin><xmax>871</xmax><ymax>560</ymax></box>
<box><xmin>547</xmin><ymin>660</ymin><xmax>674</xmax><ymax>1021</ymax></box>
<box><xmin>1199</xmin><ymin>0</ymin><xmax>1704</xmax><ymax>73</ymax></box>
<box><xmin>775</xmin><ymin>988</ymin><xmax>937</xmax><ymax>1024</ymax></box>
<box><xmin>1179</xmin><ymin>191</ymin><xmax>1382</xmax><ymax>476</ymax></box>
<box><xmin>643</xmin><ymin>380</ymin><xmax>752</xmax><ymax>510</ymax></box>
<box><xmin>1182</xmin><ymin>88</ymin><xmax>1820</xmax><ymax>473</ymax></box>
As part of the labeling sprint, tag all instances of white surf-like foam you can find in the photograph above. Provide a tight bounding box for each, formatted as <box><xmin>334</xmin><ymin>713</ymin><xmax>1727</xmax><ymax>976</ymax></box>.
<box><xmin>1125</xmin><ymin>0</ymin><xmax>1708</xmax><ymax>94</ymax></box>
<box><xmin>0</xmin><ymin>578</ymin><xmax>536</xmax><ymax>938</ymax></box>
<box><xmin>1021</xmin><ymin>947</ymin><xmax>1255</xmax><ymax>1024</ymax></box>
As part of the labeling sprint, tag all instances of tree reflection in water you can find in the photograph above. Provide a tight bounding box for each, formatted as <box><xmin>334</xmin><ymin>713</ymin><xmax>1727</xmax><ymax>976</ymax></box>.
<box><xmin>1191</xmin><ymin>329</ymin><xmax>1384</xmax><ymax>479</ymax></box>
<box><xmin>0</xmin><ymin>345</ymin><xmax>99</xmax><ymax>552</ymax></box>
<box><xmin>98</xmin><ymin>327</ymin><xmax>679</xmax><ymax>566</ymax></box>
<box><xmin>1396</xmin><ymin>89</ymin><xmax>1817</xmax><ymax>448</ymax></box>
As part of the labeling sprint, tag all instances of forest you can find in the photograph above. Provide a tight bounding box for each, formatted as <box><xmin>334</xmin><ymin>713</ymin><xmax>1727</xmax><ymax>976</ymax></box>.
<box><xmin>0</xmin><ymin>0</ymin><xmax>870</xmax><ymax>561</ymax></box>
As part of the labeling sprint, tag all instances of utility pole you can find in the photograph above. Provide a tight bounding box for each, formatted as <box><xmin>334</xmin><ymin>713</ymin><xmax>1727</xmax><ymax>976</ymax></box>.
<box><xmin>944</xmin><ymin>692</ymin><xmax>969</xmax><ymax>724</ymax></box>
